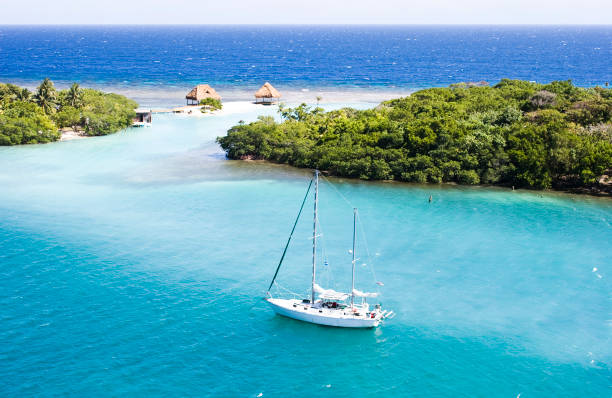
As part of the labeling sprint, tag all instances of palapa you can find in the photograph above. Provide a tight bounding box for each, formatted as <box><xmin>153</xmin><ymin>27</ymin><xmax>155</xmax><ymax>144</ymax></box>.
<box><xmin>254</xmin><ymin>82</ymin><xmax>281</xmax><ymax>104</ymax></box>
<box><xmin>186</xmin><ymin>84</ymin><xmax>221</xmax><ymax>105</ymax></box>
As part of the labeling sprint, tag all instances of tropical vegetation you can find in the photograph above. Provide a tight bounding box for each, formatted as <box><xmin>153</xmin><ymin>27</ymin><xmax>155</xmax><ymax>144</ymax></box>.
<box><xmin>218</xmin><ymin>80</ymin><xmax>612</xmax><ymax>192</ymax></box>
<box><xmin>200</xmin><ymin>97</ymin><xmax>223</xmax><ymax>112</ymax></box>
<box><xmin>0</xmin><ymin>79</ymin><xmax>138</xmax><ymax>145</ymax></box>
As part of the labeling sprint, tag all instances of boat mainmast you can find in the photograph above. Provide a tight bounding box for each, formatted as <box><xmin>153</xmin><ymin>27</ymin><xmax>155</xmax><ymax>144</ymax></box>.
<box><xmin>351</xmin><ymin>208</ymin><xmax>357</xmax><ymax>307</ymax></box>
<box><xmin>311</xmin><ymin>170</ymin><xmax>319</xmax><ymax>304</ymax></box>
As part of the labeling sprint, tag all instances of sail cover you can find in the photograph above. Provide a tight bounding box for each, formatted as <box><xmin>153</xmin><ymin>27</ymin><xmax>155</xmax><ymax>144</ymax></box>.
<box><xmin>352</xmin><ymin>289</ymin><xmax>379</xmax><ymax>298</ymax></box>
<box><xmin>313</xmin><ymin>283</ymin><xmax>349</xmax><ymax>300</ymax></box>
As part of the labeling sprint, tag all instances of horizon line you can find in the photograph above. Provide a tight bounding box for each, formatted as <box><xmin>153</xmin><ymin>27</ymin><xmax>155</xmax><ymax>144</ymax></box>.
<box><xmin>1</xmin><ymin>23</ymin><xmax>612</xmax><ymax>27</ymax></box>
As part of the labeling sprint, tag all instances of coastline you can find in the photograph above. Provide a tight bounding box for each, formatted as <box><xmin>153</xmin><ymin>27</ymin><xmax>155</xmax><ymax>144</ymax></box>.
<box><xmin>56</xmin><ymin>99</ymin><xmax>375</xmax><ymax>141</ymax></box>
<box><xmin>53</xmin><ymin>96</ymin><xmax>612</xmax><ymax>198</ymax></box>
<box><xmin>59</xmin><ymin>127</ymin><xmax>87</xmax><ymax>141</ymax></box>
<box><xmin>231</xmin><ymin>158</ymin><xmax>612</xmax><ymax>198</ymax></box>
<box><xmin>11</xmin><ymin>80</ymin><xmax>415</xmax><ymax>108</ymax></box>
<box><xmin>169</xmin><ymin>101</ymin><xmax>266</xmax><ymax>117</ymax></box>
<box><xmin>4</xmin><ymin>82</ymin><xmax>607</xmax><ymax>198</ymax></box>
<box><xmin>216</xmin><ymin>82</ymin><xmax>612</xmax><ymax>198</ymax></box>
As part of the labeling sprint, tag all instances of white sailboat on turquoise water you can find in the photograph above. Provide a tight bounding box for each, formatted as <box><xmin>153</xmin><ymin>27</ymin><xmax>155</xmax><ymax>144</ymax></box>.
<box><xmin>265</xmin><ymin>170</ymin><xmax>394</xmax><ymax>328</ymax></box>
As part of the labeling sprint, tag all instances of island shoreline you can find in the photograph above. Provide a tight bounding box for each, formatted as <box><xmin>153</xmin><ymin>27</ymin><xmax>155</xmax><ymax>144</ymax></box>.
<box><xmin>229</xmin><ymin>158</ymin><xmax>612</xmax><ymax>198</ymax></box>
<box><xmin>217</xmin><ymin>80</ymin><xmax>612</xmax><ymax>197</ymax></box>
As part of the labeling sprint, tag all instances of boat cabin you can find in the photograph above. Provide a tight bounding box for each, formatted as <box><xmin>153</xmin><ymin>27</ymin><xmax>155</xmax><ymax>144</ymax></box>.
<box><xmin>133</xmin><ymin>109</ymin><xmax>152</xmax><ymax>127</ymax></box>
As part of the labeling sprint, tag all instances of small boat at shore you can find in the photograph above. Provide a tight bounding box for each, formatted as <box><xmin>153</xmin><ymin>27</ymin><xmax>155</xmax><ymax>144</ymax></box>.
<box><xmin>265</xmin><ymin>170</ymin><xmax>393</xmax><ymax>328</ymax></box>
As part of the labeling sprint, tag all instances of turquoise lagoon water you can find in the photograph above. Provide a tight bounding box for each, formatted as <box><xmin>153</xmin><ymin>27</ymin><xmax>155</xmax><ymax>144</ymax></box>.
<box><xmin>0</xmin><ymin>104</ymin><xmax>611</xmax><ymax>397</ymax></box>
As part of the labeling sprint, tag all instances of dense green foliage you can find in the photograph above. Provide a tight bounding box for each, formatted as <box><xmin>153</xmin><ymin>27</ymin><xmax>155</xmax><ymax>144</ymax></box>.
<box><xmin>0</xmin><ymin>80</ymin><xmax>138</xmax><ymax>145</ymax></box>
<box><xmin>78</xmin><ymin>89</ymin><xmax>138</xmax><ymax>136</ymax></box>
<box><xmin>0</xmin><ymin>101</ymin><xmax>60</xmax><ymax>145</ymax></box>
<box><xmin>218</xmin><ymin>80</ymin><xmax>612</xmax><ymax>191</ymax></box>
<box><xmin>200</xmin><ymin>97</ymin><xmax>223</xmax><ymax>111</ymax></box>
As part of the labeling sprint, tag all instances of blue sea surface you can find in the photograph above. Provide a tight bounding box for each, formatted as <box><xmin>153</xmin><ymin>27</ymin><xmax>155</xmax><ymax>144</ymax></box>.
<box><xmin>1</xmin><ymin>25</ymin><xmax>611</xmax><ymax>99</ymax></box>
<box><xmin>1</xmin><ymin>25</ymin><xmax>612</xmax><ymax>396</ymax></box>
<box><xmin>0</xmin><ymin>106</ymin><xmax>611</xmax><ymax>396</ymax></box>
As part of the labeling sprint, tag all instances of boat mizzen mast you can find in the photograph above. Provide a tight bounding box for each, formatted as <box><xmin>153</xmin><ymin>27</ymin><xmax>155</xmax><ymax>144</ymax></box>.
<box><xmin>351</xmin><ymin>208</ymin><xmax>357</xmax><ymax>308</ymax></box>
<box><xmin>311</xmin><ymin>170</ymin><xmax>319</xmax><ymax>304</ymax></box>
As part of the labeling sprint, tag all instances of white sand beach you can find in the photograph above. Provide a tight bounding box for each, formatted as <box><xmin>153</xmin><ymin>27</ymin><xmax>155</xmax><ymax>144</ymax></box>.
<box><xmin>60</xmin><ymin>101</ymin><xmax>266</xmax><ymax>140</ymax></box>
<box><xmin>60</xmin><ymin>128</ymin><xmax>87</xmax><ymax>141</ymax></box>
<box><xmin>170</xmin><ymin>101</ymin><xmax>264</xmax><ymax>118</ymax></box>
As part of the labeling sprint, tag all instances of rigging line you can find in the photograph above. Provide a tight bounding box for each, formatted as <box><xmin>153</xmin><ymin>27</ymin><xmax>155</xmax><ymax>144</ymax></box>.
<box><xmin>266</xmin><ymin>178</ymin><xmax>314</xmax><ymax>293</ymax></box>
<box><xmin>356</xmin><ymin>212</ymin><xmax>381</xmax><ymax>294</ymax></box>
<box><xmin>317</xmin><ymin>217</ymin><xmax>328</xmax><ymax>286</ymax></box>
<box><xmin>320</xmin><ymin>174</ymin><xmax>370</xmax><ymax>292</ymax></box>
<box><xmin>317</xmin><ymin>217</ymin><xmax>337</xmax><ymax>290</ymax></box>
<box><xmin>319</xmin><ymin>174</ymin><xmax>355</xmax><ymax>209</ymax></box>
<box><xmin>274</xmin><ymin>281</ymin><xmax>301</xmax><ymax>298</ymax></box>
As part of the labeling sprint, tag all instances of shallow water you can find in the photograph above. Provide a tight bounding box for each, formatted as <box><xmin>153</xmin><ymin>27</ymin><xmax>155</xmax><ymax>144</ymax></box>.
<box><xmin>0</xmin><ymin>105</ymin><xmax>611</xmax><ymax>397</ymax></box>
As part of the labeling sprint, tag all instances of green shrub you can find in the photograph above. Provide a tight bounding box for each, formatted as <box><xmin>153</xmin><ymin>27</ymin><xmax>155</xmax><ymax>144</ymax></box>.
<box><xmin>0</xmin><ymin>101</ymin><xmax>59</xmax><ymax>145</ymax></box>
<box><xmin>218</xmin><ymin>80</ymin><xmax>612</xmax><ymax>191</ymax></box>
<box><xmin>199</xmin><ymin>97</ymin><xmax>222</xmax><ymax>111</ymax></box>
<box><xmin>0</xmin><ymin>80</ymin><xmax>138</xmax><ymax>144</ymax></box>
<box><xmin>53</xmin><ymin>106</ymin><xmax>81</xmax><ymax>129</ymax></box>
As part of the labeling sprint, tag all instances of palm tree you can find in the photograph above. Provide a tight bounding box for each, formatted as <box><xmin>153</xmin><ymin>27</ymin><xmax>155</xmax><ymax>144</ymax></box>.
<box><xmin>65</xmin><ymin>83</ymin><xmax>83</xmax><ymax>108</ymax></box>
<box><xmin>316</xmin><ymin>96</ymin><xmax>322</xmax><ymax>105</ymax></box>
<box><xmin>16</xmin><ymin>88</ymin><xmax>32</xmax><ymax>102</ymax></box>
<box><xmin>278</xmin><ymin>103</ymin><xmax>287</xmax><ymax>120</ymax></box>
<box><xmin>35</xmin><ymin>78</ymin><xmax>57</xmax><ymax>114</ymax></box>
<box><xmin>4</xmin><ymin>84</ymin><xmax>26</xmax><ymax>102</ymax></box>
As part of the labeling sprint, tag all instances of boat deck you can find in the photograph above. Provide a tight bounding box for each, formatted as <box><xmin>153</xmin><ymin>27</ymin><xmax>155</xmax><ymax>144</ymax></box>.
<box><xmin>266</xmin><ymin>298</ymin><xmax>387</xmax><ymax>328</ymax></box>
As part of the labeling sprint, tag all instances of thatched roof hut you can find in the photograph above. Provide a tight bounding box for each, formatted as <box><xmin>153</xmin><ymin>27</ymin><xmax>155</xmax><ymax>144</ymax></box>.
<box><xmin>255</xmin><ymin>82</ymin><xmax>281</xmax><ymax>104</ymax></box>
<box><xmin>186</xmin><ymin>84</ymin><xmax>221</xmax><ymax>105</ymax></box>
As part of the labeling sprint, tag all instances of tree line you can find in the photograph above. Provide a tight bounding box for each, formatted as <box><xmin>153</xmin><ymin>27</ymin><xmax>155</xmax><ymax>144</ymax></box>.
<box><xmin>217</xmin><ymin>80</ymin><xmax>612</xmax><ymax>192</ymax></box>
<box><xmin>0</xmin><ymin>79</ymin><xmax>138</xmax><ymax>145</ymax></box>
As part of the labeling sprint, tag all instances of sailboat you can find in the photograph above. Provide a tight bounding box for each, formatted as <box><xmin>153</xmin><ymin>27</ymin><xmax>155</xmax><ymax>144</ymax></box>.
<box><xmin>265</xmin><ymin>170</ymin><xmax>393</xmax><ymax>328</ymax></box>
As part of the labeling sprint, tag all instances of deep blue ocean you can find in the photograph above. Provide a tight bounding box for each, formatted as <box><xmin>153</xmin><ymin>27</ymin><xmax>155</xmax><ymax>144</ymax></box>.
<box><xmin>1</xmin><ymin>25</ymin><xmax>611</xmax><ymax>103</ymax></box>
<box><xmin>0</xmin><ymin>26</ymin><xmax>611</xmax><ymax>397</ymax></box>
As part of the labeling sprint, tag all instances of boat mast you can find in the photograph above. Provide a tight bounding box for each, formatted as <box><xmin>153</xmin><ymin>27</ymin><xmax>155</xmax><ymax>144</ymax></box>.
<box><xmin>351</xmin><ymin>208</ymin><xmax>357</xmax><ymax>307</ymax></box>
<box><xmin>311</xmin><ymin>170</ymin><xmax>319</xmax><ymax>304</ymax></box>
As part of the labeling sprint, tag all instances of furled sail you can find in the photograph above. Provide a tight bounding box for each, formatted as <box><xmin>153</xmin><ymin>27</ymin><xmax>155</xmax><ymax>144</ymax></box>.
<box><xmin>352</xmin><ymin>289</ymin><xmax>378</xmax><ymax>298</ymax></box>
<box><xmin>313</xmin><ymin>283</ymin><xmax>349</xmax><ymax>300</ymax></box>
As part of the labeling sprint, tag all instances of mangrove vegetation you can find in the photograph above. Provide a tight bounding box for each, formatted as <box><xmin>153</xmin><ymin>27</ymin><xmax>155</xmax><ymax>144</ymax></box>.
<box><xmin>218</xmin><ymin>80</ymin><xmax>612</xmax><ymax>192</ymax></box>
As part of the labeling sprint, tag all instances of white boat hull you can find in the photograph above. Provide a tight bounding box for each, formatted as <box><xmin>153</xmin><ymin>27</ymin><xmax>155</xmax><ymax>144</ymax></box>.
<box><xmin>266</xmin><ymin>298</ymin><xmax>381</xmax><ymax>328</ymax></box>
